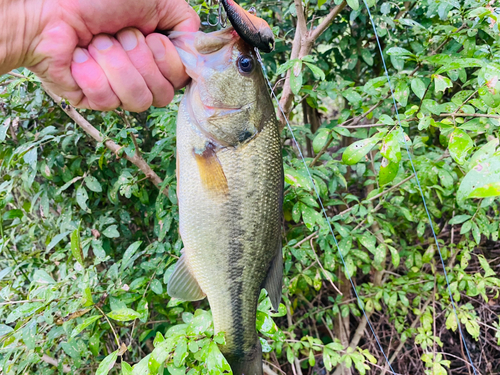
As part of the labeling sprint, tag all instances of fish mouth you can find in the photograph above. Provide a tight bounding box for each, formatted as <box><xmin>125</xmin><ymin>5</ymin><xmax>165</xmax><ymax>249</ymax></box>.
<box><xmin>202</xmin><ymin>101</ymin><xmax>256</xmax><ymax>118</ymax></box>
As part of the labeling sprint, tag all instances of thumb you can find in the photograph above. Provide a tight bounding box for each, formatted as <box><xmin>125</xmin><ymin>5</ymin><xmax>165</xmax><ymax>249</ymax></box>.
<box><xmin>156</xmin><ymin>0</ymin><xmax>200</xmax><ymax>32</ymax></box>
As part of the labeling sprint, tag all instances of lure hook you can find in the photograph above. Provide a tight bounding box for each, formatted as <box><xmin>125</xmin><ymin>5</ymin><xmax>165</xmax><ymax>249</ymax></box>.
<box><xmin>206</xmin><ymin>0</ymin><xmax>221</xmax><ymax>27</ymax></box>
<box><xmin>206</xmin><ymin>0</ymin><xmax>228</xmax><ymax>28</ymax></box>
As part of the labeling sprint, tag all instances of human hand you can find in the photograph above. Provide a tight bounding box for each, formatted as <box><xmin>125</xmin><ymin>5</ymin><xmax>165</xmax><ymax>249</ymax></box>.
<box><xmin>2</xmin><ymin>0</ymin><xmax>199</xmax><ymax>111</ymax></box>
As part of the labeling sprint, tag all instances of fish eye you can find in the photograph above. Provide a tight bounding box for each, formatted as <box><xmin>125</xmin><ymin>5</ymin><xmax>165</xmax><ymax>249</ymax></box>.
<box><xmin>237</xmin><ymin>55</ymin><xmax>254</xmax><ymax>74</ymax></box>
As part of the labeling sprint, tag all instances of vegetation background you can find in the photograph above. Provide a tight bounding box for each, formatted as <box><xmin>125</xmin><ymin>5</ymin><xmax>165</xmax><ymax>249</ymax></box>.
<box><xmin>1</xmin><ymin>0</ymin><xmax>500</xmax><ymax>374</ymax></box>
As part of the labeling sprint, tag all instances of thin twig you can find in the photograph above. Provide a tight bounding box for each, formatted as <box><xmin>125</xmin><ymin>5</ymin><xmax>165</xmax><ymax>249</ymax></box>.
<box><xmin>310</xmin><ymin>238</ymin><xmax>343</xmax><ymax>295</ymax></box>
<box><xmin>42</xmin><ymin>86</ymin><xmax>168</xmax><ymax>196</ymax></box>
<box><xmin>116</xmin><ymin>110</ymin><xmax>141</xmax><ymax>157</ymax></box>
<box><xmin>337</xmin><ymin>173</ymin><xmax>415</xmax><ymax>217</ymax></box>
<box><xmin>440</xmin><ymin>113</ymin><xmax>500</xmax><ymax>119</ymax></box>
<box><xmin>41</xmin><ymin>354</ymin><xmax>71</xmax><ymax>373</ymax></box>
<box><xmin>95</xmin><ymin>305</ymin><xmax>121</xmax><ymax>349</ymax></box>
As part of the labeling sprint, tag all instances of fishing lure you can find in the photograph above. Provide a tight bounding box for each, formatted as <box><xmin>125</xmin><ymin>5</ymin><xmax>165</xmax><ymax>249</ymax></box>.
<box><xmin>219</xmin><ymin>0</ymin><xmax>275</xmax><ymax>53</ymax></box>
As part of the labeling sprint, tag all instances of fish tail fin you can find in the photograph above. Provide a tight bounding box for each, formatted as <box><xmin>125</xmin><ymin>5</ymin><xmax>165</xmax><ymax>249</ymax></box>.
<box><xmin>226</xmin><ymin>341</ymin><xmax>263</xmax><ymax>375</ymax></box>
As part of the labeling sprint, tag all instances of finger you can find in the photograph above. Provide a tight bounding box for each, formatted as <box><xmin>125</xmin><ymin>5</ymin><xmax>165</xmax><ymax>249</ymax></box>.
<box><xmin>116</xmin><ymin>28</ymin><xmax>174</xmax><ymax>108</ymax></box>
<box><xmin>146</xmin><ymin>33</ymin><xmax>189</xmax><ymax>90</ymax></box>
<box><xmin>88</xmin><ymin>34</ymin><xmax>153</xmax><ymax>112</ymax></box>
<box><xmin>71</xmin><ymin>47</ymin><xmax>121</xmax><ymax>110</ymax></box>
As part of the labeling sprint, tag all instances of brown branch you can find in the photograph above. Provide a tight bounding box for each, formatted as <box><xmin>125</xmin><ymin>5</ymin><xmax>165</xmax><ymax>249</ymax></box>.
<box><xmin>294</xmin><ymin>0</ymin><xmax>308</xmax><ymax>37</ymax></box>
<box><xmin>116</xmin><ymin>110</ymin><xmax>142</xmax><ymax>157</ymax></box>
<box><xmin>278</xmin><ymin>1</ymin><xmax>347</xmax><ymax>130</ymax></box>
<box><xmin>310</xmin><ymin>238</ymin><xmax>343</xmax><ymax>295</ymax></box>
<box><xmin>41</xmin><ymin>354</ymin><xmax>71</xmax><ymax>373</ymax></box>
<box><xmin>309</xmin><ymin>1</ymin><xmax>347</xmax><ymax>42</ymax></box>
<box><xmin>337</xmin><ymin>173</ymin><xmax>415</xmax><ymax>217</ymax></box>
<box><xmin>43</xmin><ymin>87</ymin><xmax>168</xmax><ymax>196</ymax></box>
<box><xmin>440</xmin><ymin>113</ymin><xmax>500</xmax><ymax>119</ymax></box>
<box><xmin>380</xmin><ymin>299</ymin><xmax>432</xmax><ymax>375</ymax></box>
<box><xmin>8</xmin><ymin>71</ymin><xmax>26</xmax><ymax>79</ymax></box>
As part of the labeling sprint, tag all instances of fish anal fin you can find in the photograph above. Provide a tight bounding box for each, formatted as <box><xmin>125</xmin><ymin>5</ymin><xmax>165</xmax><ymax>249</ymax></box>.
<box><xmin>167</xmin><ymin>251</ymin><xmax>206</xmax><ymax>301</ymax></box>
<box><xmin>262</xmin><ymin>242</ymin><xmax>283</xmax><ymax>311</ymax></box>
<box><xmin>193</xmin><ymin>143</ymin><xmax>229</xmax><ymax>196</ymax></box>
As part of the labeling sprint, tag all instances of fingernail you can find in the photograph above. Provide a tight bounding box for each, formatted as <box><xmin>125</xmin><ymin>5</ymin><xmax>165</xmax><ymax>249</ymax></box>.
<box><xmin>148</xmin><ymin>37</ymin><xmax>166</xmax><ymax>59</ymax></box>
<box><xmin>73</xmin><ymin>47</ymin><xmax>88</xmax><ymax>63</ymax></box>
<box><xmin>94</xmin><ymin>35</ymin><xmax>113</xmax><ymax>51</ymax></box>
<box><xmin>118</xmin><ymin>30</ymin><xmax>138</xmax><ymax>52</ymax></box>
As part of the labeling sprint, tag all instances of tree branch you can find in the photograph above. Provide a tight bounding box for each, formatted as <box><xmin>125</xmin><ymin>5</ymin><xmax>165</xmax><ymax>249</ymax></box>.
<box><xmin>440</xmin><ymin>113</ymin><xmax>500</xmax><ymax>119</ymax></box>
<box><xmin>309</xmin><ymin>1</ymin><xmax>347</xmax><ymax>42</ymax></box>
<box><xmin>43</xmin><ymin>87</ymin><xmax>168</xmax><ymax>196</ymax></box>
<box><xmin>337</xmin><ymin>173</ymin><xmax>415</xmax><ymax>217</ymax></box>
<box><xmin>278</xmin><ymin>1</ymin><xmax>347</xmax><ymax>130</ymax></box>
<box><xmin>41</xmin><ymin>354</ymin><xmax>71</xmax><ymax>373</ymax></box>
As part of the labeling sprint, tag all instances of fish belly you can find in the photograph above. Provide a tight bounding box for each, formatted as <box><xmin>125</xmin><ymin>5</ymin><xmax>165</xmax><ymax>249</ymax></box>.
<box><xmin>176</xmin><ymin>97</ymin><xmax>282</xmax><ymax>358</ymax></box>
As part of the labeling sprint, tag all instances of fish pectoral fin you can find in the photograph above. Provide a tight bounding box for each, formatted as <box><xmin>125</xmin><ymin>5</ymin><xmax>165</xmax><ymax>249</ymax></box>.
<box><xmin>167</xmin><ymin>252</ymin><xmax>206</xmax><ymax>301</ymax></box>
<box><xmin>262</xmin><ymin>242</ymin><xmax>283</xmax><ymax>311</ymax></box>
<box><xmin>193</xmin><ymin>143</ymin><xmax>229</xmax><ymax>196</ymax></box>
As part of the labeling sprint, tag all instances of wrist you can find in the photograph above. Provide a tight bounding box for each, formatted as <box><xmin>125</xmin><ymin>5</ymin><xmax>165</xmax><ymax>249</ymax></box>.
<box><xmin>0</xmin><ymin>0</ymin><xmax>46</xmax><ymax>74</ymax></box>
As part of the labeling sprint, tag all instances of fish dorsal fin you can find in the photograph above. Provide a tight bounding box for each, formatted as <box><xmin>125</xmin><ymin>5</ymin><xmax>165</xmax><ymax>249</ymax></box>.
<box><xmin>193</xmin><ymin>143</ymin><xmax>229</xmax><ymax>197</ymax></box>
<box><xmin>262</xmin><ymin>242</ymin><xmax>283</xmax><ymax>311</ymax></box>
<box><xmin>167</xmin><ymin>252</ymin><xmax>206</xmax><ymax>301</ymax></box>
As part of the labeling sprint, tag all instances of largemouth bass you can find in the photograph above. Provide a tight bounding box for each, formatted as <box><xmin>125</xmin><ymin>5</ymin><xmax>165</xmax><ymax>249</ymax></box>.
<box><xmin>168</xmin><ymin>28</ymin><xmax>283</xmax><ymax>375</ymax></box>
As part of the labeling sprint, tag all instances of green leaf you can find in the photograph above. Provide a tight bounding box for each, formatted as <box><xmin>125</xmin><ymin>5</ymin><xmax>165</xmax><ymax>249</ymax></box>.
<box><xmin>312</xmin><ymin>129</ymin><xmax>330</xmax><ymax>154</ymax></box>
<box><xmin>33</xmin><ymin>269</ymin><xmax>55</xmax><ymax>284</ymax></box>
<box><xmin>71</xmin><ymin>315</ymin><xmax>102</xmax><ymax>338</ymax></box>
<box><xmin>0</xmin><ymin>118</ymin><xmax>10</xmax><ymax>142</ymax></box>
<box><xmin>411</xmin><ymin>78</ymin><xmax>427</xmax><ymax>99</ymax></box>
<box><xmin>389</xmin><ymin>246</ymin><xmax>400</xmax><ymax>268</ymax></box>
<box><xmin>96</xmin><ymin>350</ymin><xmax>118</xmax><ymax>375</ymax></box>
<box><xmin>448</xmin><ymin>129</ymin><xmax>473</xmax><ymax>165</ymax></box>
<box><xmin>304</xmin><ymin>62</ymin><xmax>325</xmax><ymax>80</ymax></box>
<box><xmin>76</xmin><ymin>185</ymin><xmax>90</xmax><ymax>212</ymax></box>
<box><xmin>379</xmin><ymin>158</ymin><xmax>399</xmax><ymax>185</ymax></box>
<box><xmin>358</xmin><ymin>233</ymin><xmax>376</xmax><ymax>254</ymax></box>
<box><xmin>0</xmin><ymin>324</ymin><xmax>14</xmax><ymax>337</ymax></box>
<box><xmin>466</xmin><ymin>138</ymin><xmax>499</xmax><ymax>172</ymax></box>
<box><xmin>102</xmin><ymin>225</ymin><xmax>120</xmax><ymax>238</ymax></box>
<box><xmin>346</xmin><ymin>0</ymin><xmax>359</xmax><ymax>10</ymax></box>
<box><xmin>469</xmin><ymin>182</ymin><xmax>500</xmax><ymax>198</ymax></box>
<box><xmin>433</xmin><ymin>74</ymin><xmax>453</xmax><ymax>93</ymax></box>
<box><xmin>361</xmin><ymin>49</ymin><xmax>374</xmax><ymax>66</ymax></box>
<box><xmin>387</xmin><ymin>47</ymin><xmax>414</xmax><ymax>57</ymax></box>
<box><xmin>120</xmin><ymin>241</ymin><xmax>142</xmax><ymax>272</ymax></box>
<box><xmin>84</xmin><ymin>176</ymin><xmax>103</xmax><ymax>192</ymax></box>
<box><xmin>46</xmin><ymin>231</ymin><xmax>72</xmax><ymax>252</ymax></box>
<box><xmin>151</xmin><ymin>279</ymin><xmax>163</xmax><ymax>295</ymax></box>
<box><xmin>290</xmin><ymin>62</ymin><xmax>303</xmax><ymax>95</ymax></box>
<box><xmin>71</xmin><ymin>228</ymin><xmax>84</xmax><ymax>266</ymax></box>
<box><xmin>0</xmin><ymin>267</ymin><xmax>11</xmax><ymax>282</ymax></box>
<box><xmin>477</xmin><ymin>254</ymin><xmax>496</xmax><ymax>277</ymax></box>
<box><xmin>342</xmin><ymin>138</ymin><xmax>380</xmax><ymax>165</ymax></box>
<box><xmin>457</xmin><ymin>155</ymin><xmax>500</xmax><ymax>203</ymax></box>
<box><xmin>301</xmin><ymin>205</ymin><xmax>321</xmax><ymax>230</ymax></box>
<box><xmin>121</xmin><ymin>362</ymin><xmax>133</xmax><ymax>375</ymax></box>
<box><xmin>394</xmin><ymin>80</ymin><xmax>409</xmax><ymax>107</ymax></box>
<box><xmin>380</xmin><ymin>132</ymin><xmax>401</xmax><ymax>163</ymax></box>
<box><xmin>343</xmin><ymin>89</ymin><xmax>362</xmax><ymax>104</ymax></box>
<box><xmin>2</xmin><ymin>209</ymin><xmax>23</xmax><ymax>220</ymax></box>
<box><xmin>436</xmin><ymin>58</ymin><xmax>484</xmax><ymax>74</ymax></box>
<box><xmin>107</xmin><ymin>308</ymin><xmax>141</xmax><ymax>321</ymax></box>
<box><xmin>449</xmin><ymin>215</ymin><xmax>471</xmax><ymax>225</ymax></box>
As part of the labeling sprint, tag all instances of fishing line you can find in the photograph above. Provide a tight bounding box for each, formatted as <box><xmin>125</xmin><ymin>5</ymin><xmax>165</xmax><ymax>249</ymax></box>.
<box><xmin>255</xmin><ymin>49</ymin><xmax>398</xmax><ymax>375</ymax></box>
<box><xmin>360</xmin><ymin>1</ymin><xmax>478</xmax><ymax>373</ymax></box>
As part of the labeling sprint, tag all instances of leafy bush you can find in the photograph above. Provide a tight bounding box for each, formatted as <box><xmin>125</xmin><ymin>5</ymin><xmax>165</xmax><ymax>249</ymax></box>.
<box><xmin>1</xmin><ymin>0</ymin><xmax>500</xmax><ymax>374</ymax></box>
